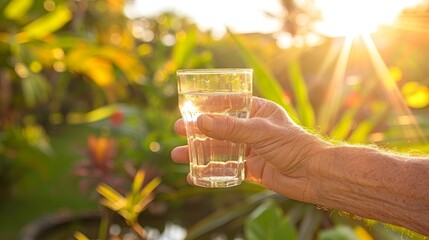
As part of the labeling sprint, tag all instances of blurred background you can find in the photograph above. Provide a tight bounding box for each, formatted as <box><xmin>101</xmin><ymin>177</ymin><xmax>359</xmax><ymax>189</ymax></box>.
<box><xmin>1</xmin><ymin>0</ymin><xmax>429</xmax><ymax>239</ymax></box>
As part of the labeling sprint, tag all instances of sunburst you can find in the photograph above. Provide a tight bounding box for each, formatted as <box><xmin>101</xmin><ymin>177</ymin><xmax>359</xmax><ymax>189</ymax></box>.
<box><xmin>314</xmin><ymin>0</ymin><xmax>428</xmax><ymax>142</ymax></box>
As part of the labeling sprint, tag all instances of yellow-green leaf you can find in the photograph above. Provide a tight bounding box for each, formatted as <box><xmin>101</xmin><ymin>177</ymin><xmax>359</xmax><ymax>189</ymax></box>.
<box><xmin>172</xmin><ymin>28</ymin><xmax>197</xmax><ymax>69</ymax></box>
<box><xmin>99</xmin><ymin>46</ymin><xmax>145</xmax><ymax>82</ymax></box>
<box><xmin>4</xmin><ymin>0</ymin><xmax>34</xmax><ymax>20</ymax></box>
<box><xmin>353</xmin><ymin>226</ymin><xmax>373</xmax><ymax>240</ymax></box>
<box><xmin>330</xmin><ymin>109</ymin><xmax>356</xmax><ymax>140</ymax></box>
<box><xmin>132</xmin><ymin>170</ymin><xmax>145</xmax><ymax>194</ymax></box>
<box><xmin>348</xmin><ymin>103</ymin><xmax>387</xmax><ymax>144</ymax></box>
<box><xmin>133</xmin><ymin>196</ymin><xmax>153</xmax><ymax>213</ymax></box>
<box><xmin>83</xmin><ymin>57</ymin><xmax>114</xmax><ymax>87</ymax></box>
<box><xmin>140</xmin><ymin>177</ymin><xmax>161</xmax><ymax>197</ymax></box>
<box><xmin>84</xmin><ymin>105</ymin><xmax>117</xmax><ymax>123</ymax></box>
<box><xmin>99</xmin><ymin>198</ymin><xmax>124</xmax><ymax>211</ymax></box>
<box><xmin>73</xmin><ymin>231</ymin><xmax>90</xmax><ymax>240</ymax></box>
<box><xmin>118</xmin><ymin>209</ymin><xmax>134</xmax><ymax>222</ymax></box>
<box><xmin>287</xmin><ymin>60</ymin><xmax>315</xmax><ymax>128</ymax></box>
<box><xmin>97</xmin><ymin>183</ymin><xmax>124</xmax><ymax>203</ymax></box>
<box><xmin>18</xmin><ymin>5</ymin><xmax>72</xmax><ymax>40</ymax></box>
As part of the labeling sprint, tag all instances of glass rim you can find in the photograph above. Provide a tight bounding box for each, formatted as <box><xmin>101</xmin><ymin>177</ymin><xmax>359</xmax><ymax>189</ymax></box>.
<box><xmin>177</xmin><ymin>68</ymin><xmax>253</xmax><ymax>75</ymax></box>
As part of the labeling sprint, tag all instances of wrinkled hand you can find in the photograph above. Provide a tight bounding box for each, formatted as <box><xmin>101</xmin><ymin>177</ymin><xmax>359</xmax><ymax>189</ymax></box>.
<box><xmin>171</xmin><ymin>97</ymin><xmax>328</xmax><ymax>202</ymax></box>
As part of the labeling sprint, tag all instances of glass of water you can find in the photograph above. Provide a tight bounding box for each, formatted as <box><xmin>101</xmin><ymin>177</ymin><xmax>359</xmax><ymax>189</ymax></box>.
<box><xmin>177</xmin><ymin>68</ymin><xmax>253</xmax><ymax>188</ymax></box>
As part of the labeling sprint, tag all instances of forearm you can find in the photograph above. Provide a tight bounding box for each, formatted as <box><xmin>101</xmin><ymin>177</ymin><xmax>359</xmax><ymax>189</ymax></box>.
<box><xmin>309</xmin><ymin>144</ymin><xmax>429</xmax><ymax>235</ymax></box>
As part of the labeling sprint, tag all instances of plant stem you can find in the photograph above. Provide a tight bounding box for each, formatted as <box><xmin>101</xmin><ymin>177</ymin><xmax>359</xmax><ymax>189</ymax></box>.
<box><xmin>131</xmin><ymin>222</ymin><xmax>147</xmax><ymax>239</ymax></box>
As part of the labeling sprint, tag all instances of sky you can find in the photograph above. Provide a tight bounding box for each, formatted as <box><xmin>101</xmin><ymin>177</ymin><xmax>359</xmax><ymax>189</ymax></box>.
<box><xmin>124</xmin><ymin>0</ymin><xmax>284</xmax><ymax>36</ymax></box>
<box><xmin>125</xmin><ymin>0</ymin><xmax>426</xmax><ymax>40</ymax></box>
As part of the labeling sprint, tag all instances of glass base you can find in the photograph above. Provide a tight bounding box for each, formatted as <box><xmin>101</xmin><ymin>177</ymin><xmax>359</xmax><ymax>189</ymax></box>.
<box><xmin>191</xmin><ymin>176</ymin><xmax>243</xmax><ymax>188</ymax></box>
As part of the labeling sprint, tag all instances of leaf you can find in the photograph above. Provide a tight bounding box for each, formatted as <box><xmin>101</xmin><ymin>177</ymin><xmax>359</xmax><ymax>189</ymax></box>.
<box><xmin>73</xmin><ymin>231</ymin><xmax>90</xmax><ymax>240</ymax></box>
<box><xmin>228</xmin><ymin>30</ymin><xmax>298</xmax><ymax>121</ymax></box>
<box><xmin>17</xmin><ymin>5</ymin><xmax>72</xmax><ymax>41</ymax></box>
<box><xmin>97</xmin><ymin>46</ymin><xmax>146</xmax><ymax>82</ymax></box>
<box><xmin>83</xmin><ymin>57</ymin><xmax>114</xmax><ymax>87</ymax></box>
<box><xmin>4</xmin><ymin>0</ymin><xmax>34</xmax><ymax>20</ymax></box>
<box><xmin>98</xmin><ymin>215</ymin><xmax>109</xmax><ymax>240</ymax></box>
<box><xmin>287</xmin><ymin>60</ymin><xmax>315</xmax><ymax>128</ymax></box>
<box><xmin>353</xmin><ymin>226</ymin><xmax>374</xmax><ymax>240</ymax></box>
<box><xmin>330</xmin><ymin>109</ymin><xmax>356</xmax><ymax>140</ymax></box>
<box><xmin>140</xmin><ymin>177</ymin><xmax>161</xmax><ymax>198</ymax></box>
<box><xmin>348</xmin><ymin>103</ymin><xmax>387</xmax><ymax>143</ymax></box>
<box><xmin>245</xmin><ymin>201</ymin><xmax>297</xmax><ymax>240</ymax></box>
<box><xmin>172</xmin><ymin>28</ymin><xmax>197</xmax><ymax>69</ymax></box>
<box><xmin>67</xmin><ymin>45</ymin><xmax>143</xmax><ymax>86</ymax></box>
<box><xmin>22</xmin><ymin>121</ymin><xmax>52</xmax><ymax>154</ymax></box>
<box><xmin>185</xmin><ymin>202</ymin><xmax>253</xmax><ymax>240</ymax></box>
<box><xmin>99</xmin><ymin>198</ymin><xmax>124</xmax><ymax>211</ymax></box>
<box><xmin>318</xmin><ymin>225</ymin><xmax>358</xmax><ymax>240</ymax></box>
<box><xmin>97</xmin><ymin>183</ymin><xmax>125</xmax><ymax>203</ymax></box>
<box><xmin>21</xmin><ymin>73</ymin><xmax>51</xmax><ymax>107</ymax></box>
<box><xmin>84</xmin><ymin>105</ymin><xmax>118</xmax><ymax>123</ymax></box>
<box><xmin>330</xmin><ymin>80</ymin><xmax>376</xmax><ymax>140</ymax></box>
<box><xmin>21</xmin><ymin>77</ymin><xmax>36</xmax><ymax>107</ymax></box>
<box><xmin>185</xmin><ymin>190</ymin><xmax>279</xmax><ymax>240</ymax></box>
<box><xmin>132</xmin><ymin>170</ymin><xmax>145</xmax><ymax>194</ymax></box>
<box><xmin>132</xmin><ymin>195</ymin><xmax>154</xmax><ymax>214</ymax></box>
<box><xmin>298</xmin><ymin>205</ymin><xmax>322</xmax><ymax>240</ymax></box>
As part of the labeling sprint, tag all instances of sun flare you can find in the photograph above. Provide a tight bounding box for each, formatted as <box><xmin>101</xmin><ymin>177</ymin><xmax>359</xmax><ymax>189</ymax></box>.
<box><xmin>314</xmin><ymin>0</ymin><xmax>422</xmax><ymax>37</ymax></box>
<box><xmin>315</xmin><ymin>0</ymin><xmax>428</xmax><ymax>141</ymax></box>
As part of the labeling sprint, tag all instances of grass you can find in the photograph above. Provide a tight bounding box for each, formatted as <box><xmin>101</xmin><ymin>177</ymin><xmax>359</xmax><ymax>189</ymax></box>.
<box><xmin>0</xmin><ymin>125</ymin><xmax>98</xmax><ymax>239</ymax></box>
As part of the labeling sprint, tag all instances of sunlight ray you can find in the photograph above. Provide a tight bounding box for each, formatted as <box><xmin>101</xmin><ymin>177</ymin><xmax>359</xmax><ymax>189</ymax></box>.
<box><xmin>362</xmin><ymin>34</ymin><xmax>427</xmax><ymax>142</ymax></box>
<box><xmin>318</xmin><ymin>37</ymin><xmax>353</xmax><ymax>131</ymax></box>
<box><xmin>384</xmin><ymin>13</ymin><xmax>429</xmax><ymax>35</ymax></box>
<box><xmin>313</xmin><ymin>39</ymin><xmax>344</xmax><ymax>86</ymax></box>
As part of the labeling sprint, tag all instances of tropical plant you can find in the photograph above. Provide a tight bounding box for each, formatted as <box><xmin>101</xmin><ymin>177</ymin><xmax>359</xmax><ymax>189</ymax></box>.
<box><xmin>0</xmin><ymin>119</ymin><xmax>52</xmax><ymax>204</ymax></box>
<box><xmin>244</xmin><ymin>200</ymin><xmax>297</xmax><ymax>240</ymax></box>
<box><xmin>0</xmin><ymin>0</ymin><xmax>144</xmax><ymax>205</ymax></box>
<box><xmin>74</xmin><ymin>169</ymin><xmax>161</xmax><ymax>240</ymax></box>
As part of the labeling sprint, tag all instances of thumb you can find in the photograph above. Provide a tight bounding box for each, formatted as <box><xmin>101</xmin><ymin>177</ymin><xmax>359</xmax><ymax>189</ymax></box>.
<box><xmin>197</xmin><ymin>114</ymin><xmax>264</xmax><ymax>143</ymax></box>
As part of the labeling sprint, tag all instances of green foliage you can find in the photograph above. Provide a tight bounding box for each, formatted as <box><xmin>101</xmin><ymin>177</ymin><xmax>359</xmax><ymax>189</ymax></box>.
<box><xmin>347</xmin><ymin>103</ymin><xmax>387</xmax><ymax>143</ymax></box>
<box><xmin>245</xmin><ymin>201</ymin><xmax>297</xmax><ymax>240</ymax></box>
<box><xmin>0</xmin><ymin>1</ymin><xmax>211</xmax><ymax>209</ymax></box>
<box><xmin>286</xmin><ymin>60</ymin><xmax>315</xmax><ymax>128</ymax></box>
<box><xmin>228</xmin><ymin>30</ymin><xmax>298</xmax><ymax>120</ymax></box>
<box><xmin>21</xmin><ymin>72</ymin><xmax>51</xmax><ymax>107</ymax></box>
<box><xmin>0</xmin><ymin>122</ymin><xmax>51</xmax><ymax>203</ymax></box>
<box><xmin>185</xmin><ymin>190</ymin><xmax>278</xmax><ymax>240</ymax></box>
<box><xmin>318</xmin><ymin>225</ymin><xmax>358</xmax><ymax>240</ymax></box>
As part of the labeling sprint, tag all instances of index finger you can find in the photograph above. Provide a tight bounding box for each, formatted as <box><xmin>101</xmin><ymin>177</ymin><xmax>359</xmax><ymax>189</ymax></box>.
<box><xmin>174</xmin><ymin>118</ymin><xmax>186</xmax><ymax>136</ymax></box>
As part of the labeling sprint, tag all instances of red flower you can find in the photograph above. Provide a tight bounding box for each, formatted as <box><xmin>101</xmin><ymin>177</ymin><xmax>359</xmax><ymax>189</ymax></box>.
<box><xmin>87</xmin><ymin>135</ymin><xmax>117</xmax><ymax>172</ymax></box>
<box><xmin>345</xmin><ymin>92</ymin><xmax>362</xmax><ymax>108</ymax></box>
<box><xmin>110</xmin><ymin>111</ymin><xmax>124</xmax><ymax>127</ymax></box>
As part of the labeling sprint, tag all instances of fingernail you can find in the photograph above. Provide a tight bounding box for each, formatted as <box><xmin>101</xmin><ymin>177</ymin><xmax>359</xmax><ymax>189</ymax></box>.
<box><xmin>201</xmin><ymin>115</ymin><xmax>214</xmax><ymax>132</ymax></box>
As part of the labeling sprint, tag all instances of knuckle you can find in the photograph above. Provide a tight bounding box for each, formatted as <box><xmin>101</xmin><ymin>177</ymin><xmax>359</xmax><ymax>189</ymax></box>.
<box><xmin>229</xmin><ymin>117</ymin><xmax>268</xmax><ymax>143</ymax></box>
<box><xmin>223</xmin><ymin>117</ymin><xmax>238</xmax><ymax>140</ymax></box>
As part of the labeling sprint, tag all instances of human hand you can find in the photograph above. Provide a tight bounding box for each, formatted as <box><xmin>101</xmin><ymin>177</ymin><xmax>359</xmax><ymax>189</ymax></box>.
<box><xmin>171</xmin><ymin>97</ymin><xmax>328</xmax><ymax>202</ymax></box>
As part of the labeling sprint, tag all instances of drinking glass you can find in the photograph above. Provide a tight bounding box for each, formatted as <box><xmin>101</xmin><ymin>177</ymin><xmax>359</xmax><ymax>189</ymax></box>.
<box><xmin>177</xmin><ymin>68</ymin><xmax>253</xmax><ymax>188</ymax></box>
